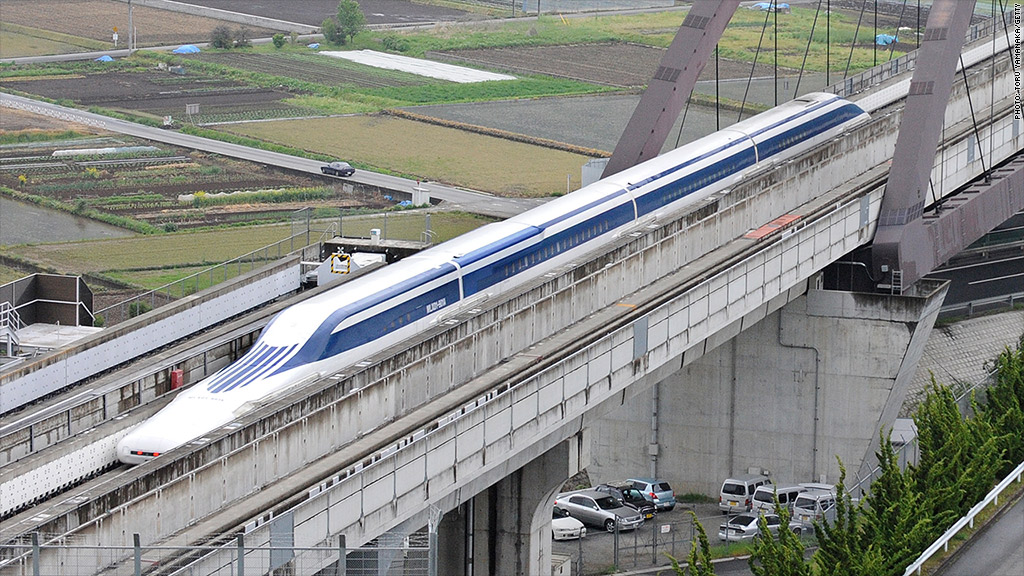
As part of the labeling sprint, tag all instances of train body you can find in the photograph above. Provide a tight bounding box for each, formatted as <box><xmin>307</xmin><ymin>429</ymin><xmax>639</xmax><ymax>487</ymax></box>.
<box><xmin>116</xmin><ymin>93</ymin><xmax>868</xmax><ymax>465</ymax></box>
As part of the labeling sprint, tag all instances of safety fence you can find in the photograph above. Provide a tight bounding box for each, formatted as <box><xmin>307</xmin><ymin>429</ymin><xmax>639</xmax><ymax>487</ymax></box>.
<box><xmin>0</xmin><ymin>531</ymin><xmax>435</xmax><ymax>576</ymax></box>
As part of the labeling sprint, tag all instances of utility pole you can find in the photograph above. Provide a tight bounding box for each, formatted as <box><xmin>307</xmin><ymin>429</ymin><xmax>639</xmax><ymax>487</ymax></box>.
<box><xmin>128</xmin><ymin>0</ymin><xmax>134</xmax><ymax>52</ymax></box>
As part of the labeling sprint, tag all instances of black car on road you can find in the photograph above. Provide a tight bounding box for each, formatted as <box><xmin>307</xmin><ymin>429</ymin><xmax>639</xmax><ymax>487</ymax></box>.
<box><xmin>321</xmin><ymin>161</ymin><xmax>355</xmax><ymax>177</ymax></box>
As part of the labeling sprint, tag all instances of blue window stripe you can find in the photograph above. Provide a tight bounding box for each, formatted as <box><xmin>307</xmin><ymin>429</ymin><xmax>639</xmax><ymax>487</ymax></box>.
<box><xmin>634</xmin><ymin>149</ymin><xmax>757</xmax><ymax>217</ymax></box>
<box><xmin>537</xmin><ymin>188</ymin><xmax>631</xmax><ymax>229</ymax></box>
<box><xmin>317</xmin><ymin>281</ymin><xmax>462</xmax><ymax>360</ymax></box>
<box><xmin>274</xmin><ymin>276</ymin><xmax>461</xmax><ymax>373</ymax></box>
<box><xmin>455</xmin><ymin>227</ymin><xmax>542</xmax><ymax>267</ymax></box>
<box><xmin>462</xmin><ymin>201</ymin><xmax>635</xmax><ymax>296</ymax></box>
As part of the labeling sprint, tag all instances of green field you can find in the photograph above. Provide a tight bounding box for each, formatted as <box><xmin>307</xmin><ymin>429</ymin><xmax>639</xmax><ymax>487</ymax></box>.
<box><xmin>0</xmin><ymin>23</ymin><xmax>111</xmax><ymax>59</ymax></box>
<box><xmin>221</xmin><ymin>115</ymin><xmax>591</xmax><ymax>197</ymax></box>
<box><xmin>0</xmin><ymin>211</ymin><xmax>493</xmax><ymax>289</ymax></box>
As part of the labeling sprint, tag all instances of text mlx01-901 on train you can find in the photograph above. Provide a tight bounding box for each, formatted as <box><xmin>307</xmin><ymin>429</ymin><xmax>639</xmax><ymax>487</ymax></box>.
<box><xmin>116</xmin><ymin>93</ymin><xmax>869</xmax><ymax>464</ymax></box>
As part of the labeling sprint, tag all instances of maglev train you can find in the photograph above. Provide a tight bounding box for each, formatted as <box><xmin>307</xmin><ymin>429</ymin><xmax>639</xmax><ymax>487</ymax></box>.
<box><xmin>116</xmin><ymin>93</ymin><xmax>868</xmax><ymax>465</ymax></box>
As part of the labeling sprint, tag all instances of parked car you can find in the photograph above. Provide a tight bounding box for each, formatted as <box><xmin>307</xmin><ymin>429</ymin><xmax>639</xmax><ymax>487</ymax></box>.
<box><xmin>551</xmin><ymin>506</ymin><xmax>586</xmax><ymax>540</ymax></box>
<box><xmin>789</xmin><ymin>488</ymin><xmax>837</xmax><ymax>534</ymax></box>
<box><xmin>554</xmin><ymin>489</ymin><xmax>645</xmax><ymax>532</ymax></box>
<box><xmin>321</xmin><ymin>161</ymin><xmax>355</xmax><ymax>176</ymax></box>
<box><xmin>751</xmin><ymin>483</ymin><xmax>807</xmax><ymax>515</ymax></box>
<box><xmin>718</xmin><ymin>474</ymin><xmax>771</xmax><ymax>514</ymax></box>
<box><xmin>593</xmin><ymin>483</ymin><xmax>657</xmax><ymax>519</ymax></box>
<box><xmin>627</xmin><ymin>477</ymin><xmax>677</xmax><ymax>511</ymax></box>
<box><xmin>718</xmin><ymin>513</ymin><xmax>781</xmax><ymax>541</ymax></box>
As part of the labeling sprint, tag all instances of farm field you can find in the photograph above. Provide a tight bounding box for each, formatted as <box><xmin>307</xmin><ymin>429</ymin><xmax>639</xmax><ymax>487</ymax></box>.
<box><xmin>0</xmin><ymin>106</ymin><xmax>393</xmax><ymax>232</ymax></box>
<box><xmin>185</xmin><ymin>51</ymin><xmax>436</xmax><ymax>89</ymax></box>
<box><xmin>1</xmin><ymin>211</ymin><xmax>493</xmax><ymax>289</ymax></box>
<box><xmin>0</xmin><ymin>0</ymin><xmax>282</xmax><ymax>54</ymax></box>
<box><xmin>221</xmin><ymin>114</ymin><xmax>593</xmax><ymax>197</ymax></box>
<box><xmin>174</xmin><ymin>0</ymin><xmax>481</xmax><ymax>27</ymax></box>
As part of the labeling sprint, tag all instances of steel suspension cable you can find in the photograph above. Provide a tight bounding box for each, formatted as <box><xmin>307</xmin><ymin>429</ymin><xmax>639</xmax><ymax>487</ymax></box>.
<box><xmin>794</xmin><ymin>0</ymin><xmax>825</xmax><ymax>98</ymax></box>
<box><xmin>844</xmin><ymin>0</ymin><xmax>870</xmax><ymax>78</ymax></box>
<box><xmin>738</xmin><ymin>6</ymin><xmax>774</xmax><ymax>122</ymax></box>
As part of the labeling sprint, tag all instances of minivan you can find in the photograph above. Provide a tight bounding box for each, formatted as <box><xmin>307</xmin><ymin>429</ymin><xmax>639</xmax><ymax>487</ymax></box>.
<box><xmin>750</xmin><ymin>484</ymin><xmax>807</xmax><ymax>515</ymax></box>
<box><xmin>719</xmin><ymin>474</ymin><xmax>771</xmax><ymax>514</ymax></box>
<box><xmin>790</xmin><ymin>488</ymin><xmax>837</xmax><ymax>533</ymax></box>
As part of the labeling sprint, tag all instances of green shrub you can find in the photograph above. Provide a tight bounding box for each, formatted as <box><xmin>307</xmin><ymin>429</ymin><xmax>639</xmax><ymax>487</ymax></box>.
<box><xmin>272</xmin><ymin>33</ymin><xmax>286</xmax><ymax>48</ymax></box>
<box><xmin>211</xmin><ymin>25</ymin><xmax>233</xmax><ymax>49</ymax></box>
<box><xmin>128</xmin><ymin>301</ymin><xmax>152</xmax><ymax>318</ymax></box>
<box><xmin>382</xmin><ymin>34</ymin><xmax>409</xmax><ymax>52</ymax></box>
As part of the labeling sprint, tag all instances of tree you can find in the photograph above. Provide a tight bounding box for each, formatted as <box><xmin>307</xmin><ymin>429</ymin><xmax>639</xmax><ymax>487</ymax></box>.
<box><xmin>983</xmin><ymin>335</ymin><xmax>1024</xmax><ymax>474</ymax></box>
<box><xmin>234</xmin><ymin>27</ymin><xmax>252</xmax><ymax>48</ymax></box>
<box><xmin>749</xmin><ymin>496</ymin><xmax>811</xmax><ymax>576</ymax></box>
<box><xmin>911</xmin><ymin>382</ymin><xmax>1004</xmax><ymax>523</ymax></box>
<box><xmin>859</xmin><ymin>431</ymin><xmax>934</xmax><ymax>576</ymax></box>
<box><xmin>337</xmin><ymin>0</ymin><xmax>367</xmax><ymax>44</ymax></box>
<box><xmin>321</xmin><ymin>17</ymin><xmax>344</xmax><ymax>45</ymax></box>
<box><xmin>210</xmin><ymin>25</ymin><xmax>233</xmax><ymax>49</ymax></box>
<box><xmin>812</xmin><ymin>462</ymin><xmax>863</xmax><ymax>576</ymax></box>
<box><xmin>272</xmin><ymin>33</ymin><xmax>286</xmax><ymax>48</ymax></box>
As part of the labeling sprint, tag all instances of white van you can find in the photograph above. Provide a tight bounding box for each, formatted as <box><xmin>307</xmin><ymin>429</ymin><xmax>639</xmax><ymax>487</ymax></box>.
<box><xmin>750</xmin><ymin>484</ymin><xmax>807</xmax><ymax>515</ymax></box>
<box><xmin>718</xmin><ymin>474</ymin><xmax>771</xmax><ymax>514</ymax></box>
<box><xmin>790</xmin><ymin>488</ymin><xmax>837</xmax><ymax>533</ymax></box>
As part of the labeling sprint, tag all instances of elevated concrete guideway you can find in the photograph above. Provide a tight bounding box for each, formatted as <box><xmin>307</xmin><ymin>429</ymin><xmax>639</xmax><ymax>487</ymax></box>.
<box><xmin>6</xmin><ymin>29</ymin><xmax>1020</xmax><ymax>574</ymax></box>
<box><xmin>4</xmin><ymin>11</ymin><xmax>1022</xmax><ymax>576</ymax></box>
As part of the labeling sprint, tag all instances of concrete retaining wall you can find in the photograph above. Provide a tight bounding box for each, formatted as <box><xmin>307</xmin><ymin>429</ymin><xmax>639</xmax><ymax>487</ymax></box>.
<box><xmin>0</xmin><ymin>257</ymin><xmax>299</xmax><ymax>414</ymax></box>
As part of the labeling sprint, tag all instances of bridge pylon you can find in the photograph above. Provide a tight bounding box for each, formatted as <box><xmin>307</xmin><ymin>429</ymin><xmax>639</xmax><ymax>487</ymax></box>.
<box><xmin>871</xmin><ymin>0</ymin><xmax>1024</xmax><ymax>290</ymax></box>
<box><xmin>601</xmin><ymin>1</ymin><xmax>740</xmax><ymax>178</ymax></box>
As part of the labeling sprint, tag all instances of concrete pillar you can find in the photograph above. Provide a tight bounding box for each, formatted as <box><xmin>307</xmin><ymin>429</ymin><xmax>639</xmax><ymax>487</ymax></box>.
<box><xmin>589</xmin><ymin>280</ymin><xmax>948</xmax><ymax>495</ymax></box>
<box><xmin>436</xmin><ymin>435</ymin><xmax>587</xmax><ymax>576</ymax></box>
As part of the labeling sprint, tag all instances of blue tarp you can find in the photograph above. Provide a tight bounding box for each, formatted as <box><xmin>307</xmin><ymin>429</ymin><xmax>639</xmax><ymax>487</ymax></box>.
<box><xmin>752</xmin><ymin>2</ymin><xmax>789</xmax><ymax>10</ymax></box>
<box><xmin>94</xmin><ymin>55</ymin><xmax>114</xmax><ymax>62</ymax></box>
<box><xmin>308</xmin><ymin>43</ymin><xmax>320</xmax><ymax>49</ymax></box>
<box><xmin>172</xmin><ymin>44</ymin><xmax>200</xmax><ymax>54</ymax></box>
<box><xmin>875</xmin><ymin>33</ymin><xmax>897</xmax><ymax>45</ymax></box>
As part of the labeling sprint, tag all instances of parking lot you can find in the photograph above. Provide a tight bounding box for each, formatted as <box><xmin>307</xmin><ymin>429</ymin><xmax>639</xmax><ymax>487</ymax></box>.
<box><xmin>552</xmin><ymin>501</ymin><xmax>751</xmax><ymax>575</ymax></box>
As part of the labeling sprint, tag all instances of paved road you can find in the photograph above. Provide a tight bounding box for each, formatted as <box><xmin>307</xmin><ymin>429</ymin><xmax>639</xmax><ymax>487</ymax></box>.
<box><xmin>0</xmin><ymin>93</ymin><xmax>544</xmax><ymax>219</ymax></box>
<box><xmin>935</xmin><ymin>494</ymin><xmax>1024</xmax><ymax>576</ymax></box>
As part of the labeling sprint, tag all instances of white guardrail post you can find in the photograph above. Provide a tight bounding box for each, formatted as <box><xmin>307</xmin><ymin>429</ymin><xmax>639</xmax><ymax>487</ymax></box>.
<box><xmin>903</xmin><ymin>459</ymin><xmax>1024</xmax><ymax>575</ymax></box>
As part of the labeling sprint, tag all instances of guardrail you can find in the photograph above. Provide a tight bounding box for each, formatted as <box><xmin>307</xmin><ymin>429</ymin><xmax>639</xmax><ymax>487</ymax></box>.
<box><xmin>938</xmin><ymin>291</ymin><xmax>1024</xmax><ymax>319</ymax></box>
<box><xmin>903</xmin><ymin>459</ymin><xmax>1024</xmax><ymax>575</ymax></box>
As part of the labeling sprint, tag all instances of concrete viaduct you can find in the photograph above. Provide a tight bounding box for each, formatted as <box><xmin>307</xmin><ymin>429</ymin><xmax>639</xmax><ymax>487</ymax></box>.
<box><xmin>1</xmin><ymin>3</ymin><xmax>1022</xmax><ymax>575</ymax></box>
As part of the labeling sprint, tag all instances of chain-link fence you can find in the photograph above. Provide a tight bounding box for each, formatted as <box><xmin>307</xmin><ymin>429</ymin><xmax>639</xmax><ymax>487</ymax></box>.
<box><xmin>0</xmin><ymin>532</ymin><xmax>434</xmax><ymax>576</ymax></box>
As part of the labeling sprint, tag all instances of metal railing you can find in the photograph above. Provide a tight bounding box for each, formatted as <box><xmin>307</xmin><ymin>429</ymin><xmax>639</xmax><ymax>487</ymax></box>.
<box><xmin>0</xmin><ymin>301</ymin><xmax>24</xmax><ymax>356</ymax></box>
<box><xmin>94</xmin><ymin>225</ymin><xmax>334</xmax><ymax>327</ymax></box>
<box><xmin>938</xmin><ymin>291</ymin><xmax>1024</xmax><ymax>320</ymax></box>
<box><xmin>903</xmin><ymin>458</ymin><xmax>1024</xmax><ymax>575</ymax></box>
<box><xmin>1</xmin><ymin>531</ymin><xmax>435</xmax><ymax>576</ymax></box>
<box><xmin>827</xmin><ymin>9</ymin><xmax>1014</xmax><ymax>100</ymax></box>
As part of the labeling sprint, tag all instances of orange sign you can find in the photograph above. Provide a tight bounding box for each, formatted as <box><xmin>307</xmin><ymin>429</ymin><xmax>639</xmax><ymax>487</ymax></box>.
<box><xmin>113</xmin><ymin>26</ymin><xmax>118</xmax><ymax>32</ymax></box>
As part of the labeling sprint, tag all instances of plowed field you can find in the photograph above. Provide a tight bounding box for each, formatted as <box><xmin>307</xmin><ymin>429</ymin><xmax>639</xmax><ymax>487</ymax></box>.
<box><xmin>1</xmin><ymin>0</ymin><xmax>282</xmax><ymax>47</ymax></box>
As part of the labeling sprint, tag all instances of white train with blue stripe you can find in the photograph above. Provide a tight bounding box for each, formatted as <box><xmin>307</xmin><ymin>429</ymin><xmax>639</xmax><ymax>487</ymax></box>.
<box><xmin>116</xmin><ymin>93</ymin><xmax>868</xmax><ymax>464</ymax></box>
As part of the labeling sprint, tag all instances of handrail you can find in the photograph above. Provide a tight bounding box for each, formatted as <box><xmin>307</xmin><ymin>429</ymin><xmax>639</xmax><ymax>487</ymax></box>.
<box><xmin>903</xmin><ymin>459</ymin><xmax>1024</xmax><ymax>575</ymax></box>
<box><xmin>0</xmin><ymin>301</ymin><xmax>24</xmax><ymax>332</ymax></box>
